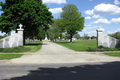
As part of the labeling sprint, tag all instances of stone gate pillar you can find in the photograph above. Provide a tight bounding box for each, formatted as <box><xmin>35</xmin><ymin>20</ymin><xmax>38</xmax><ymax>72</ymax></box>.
<box><xmin>96</xmin><ymin>25</ymin><xmax>104</xmax><ymax>47</ymax></box>
<box><xmin>17</xmin><ymin>24</ymin><xmax>24</xmax><ymax>46</ymax></box>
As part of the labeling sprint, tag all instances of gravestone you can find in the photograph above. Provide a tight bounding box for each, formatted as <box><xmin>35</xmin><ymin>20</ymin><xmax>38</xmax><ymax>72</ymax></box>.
<box><xmin>88</xmin><ymin>38</ymin><xmax>91</xmax><ymax>40</ymax></box>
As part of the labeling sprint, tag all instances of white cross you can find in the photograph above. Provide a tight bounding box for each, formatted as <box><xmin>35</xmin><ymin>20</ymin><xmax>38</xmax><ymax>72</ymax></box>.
<box><xmin>19</xmin><ymin>24</ymin><xmax>23</xmax><ymax>29</ymax></box>
<box><xmin>98</xmin><ymin>25</ymin><xmax>101</xmax><ymax>29</ymax></box>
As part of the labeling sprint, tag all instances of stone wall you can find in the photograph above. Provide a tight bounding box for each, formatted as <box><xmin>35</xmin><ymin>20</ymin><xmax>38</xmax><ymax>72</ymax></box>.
<box><xmin>102</xmin><ymin>35</ymin><xmax>120</xmax><ymax>48</ymax></box>
<box><xmin>97</xmin><ymin>25</ymin><xmax>120</xmax><ymax>48</ymax></box>
<box><xmin>0</xmin><ymin>24</ymin><xmax>24</xmax><ymax>48</ymax></box>
<box><xmin>0</xmin><ymin>35</ymin><xmax>21</xmax><ymax>48</ymax></box>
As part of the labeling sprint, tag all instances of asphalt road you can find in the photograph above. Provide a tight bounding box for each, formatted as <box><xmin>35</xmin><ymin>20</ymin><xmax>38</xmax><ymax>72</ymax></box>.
<box><xmin>0</xmin><ymin>62</ymin><xmax>120</xmax><ymax>80</ymax></box>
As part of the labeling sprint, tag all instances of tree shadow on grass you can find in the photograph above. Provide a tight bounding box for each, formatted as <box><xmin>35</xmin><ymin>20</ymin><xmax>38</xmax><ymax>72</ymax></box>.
<box><xmin>5</xmin><ymin>61</ymin><xmax>120</xmax><ymax>80</ymax></box>
<box><xmin>25</xmin><ymin>42</ymin><xmax>42</xmax><ymax>46</ymax></box>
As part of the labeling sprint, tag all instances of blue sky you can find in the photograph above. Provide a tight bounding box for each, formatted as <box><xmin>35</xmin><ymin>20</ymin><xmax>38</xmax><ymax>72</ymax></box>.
<box><xmin>0</xmin><ymin>0</ymin><xmax>120</xmax><ymax>37</ymax></box>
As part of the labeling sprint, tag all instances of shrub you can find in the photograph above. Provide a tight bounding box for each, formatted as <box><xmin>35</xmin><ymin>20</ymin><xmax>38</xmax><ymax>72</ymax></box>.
<box><xmin>86</xmin><ymin>47</ymin><xmax>97</xmax><ymax>52</ymax></box>
<box><xmin>102</xmin><ymin>47</ymin><xmax>111</xmax><ymax>51</ymax></box>
<box><xmin>98</xmin><ymin>45</ymin><xmax>104</xmax><ymax>49</ymax></box>
<box><xmin>117</xmin><ymin>47</ymin><xmax>120</xmax><ymax>50</ymax></box>
<box><xmin>102</xmin><ymin>47</ymin><xmax>118</xmax><ymax>51</ymax></box>
<box><xmin>0</xmin><ymin>48</ymin><xmax>4</xmax><ymax>52</ymax></box>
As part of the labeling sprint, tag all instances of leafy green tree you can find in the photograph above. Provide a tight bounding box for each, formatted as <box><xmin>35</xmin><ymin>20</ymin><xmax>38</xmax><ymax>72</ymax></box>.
<box><xmin>91</xmin><ymin>36</ymin><xmax>96</xmax><ymax>39</ymax></box>
<box><xmin>61</xmin><ymin>4</ymin><xmax>85</xmax><ymax>42</ymax></box>
<box><xmin>48</xmin><ymin>19</ymin><xmax>64</xmax><ymax>41</ymax></box>
<box><xmin>65</xmin><ymin>33</ymin><xmax>70</xmax><ymax>40</ymax></box>
<box><xmin>0</xmin><ymin>0</ymin><xmax>53</xmax><ymax>45</ymax></box>
<box><xmin>48</xmin><ymin>19</ymin><xmax>60</xmax><ymax>41</ymax></box>
<box><xmin>56</xmin><ymin>18</ymin><xmax>65</xmax><ymax>40</ymax></box>
<box><xmin>108</xmin><ymin>31</ymin><xmax>120</xmax><ymax>40</ymax></box>
<box><xmin>36</xmin><ymin>27</ymin><xmax>45</xmax><ymax>41</ymax></box>
<box><xmin>83</xmin><ymin>33</ymin><xmax>89</xmax><ymax>40</ymax></box>
<box><xmin>74</xmin><ymin>33</ymin><xmax>80</xmax><ymax>39</ymax></box>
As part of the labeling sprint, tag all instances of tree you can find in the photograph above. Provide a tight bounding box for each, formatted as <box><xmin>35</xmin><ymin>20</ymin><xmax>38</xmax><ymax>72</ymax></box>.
<box><xmin>0</xmin><ymin>0</ymin><xmax>54</xmax><ymax>45</ymax></box>
<box><xmin>74</xmin><ymin>33</ymin><xmax>80</xmax><ymax>39</ymax></box>
<box><xmin>65</xmin><ymin>33</ymin><xmax>70</xmax><ymax>40</ymax></box>
<box><xmin>91</xmin><ymin>36</ymin><xmax>96</xmax><ymax>39</ymax></box>
<box><xmin>56</xmin><ymin>18</ymin><xmax>65</xmax><ymax>40</ymax></box>
<box><xmin>83</xmin><ymin>33</ymin><xmax>89</xmax><ymax>40</ymax></box>
<box><xmin>108</xmin><ymin>31</ymin><xmax>120</xmax><ymax>40</ymax></box>
<box><xmin>47</xmin><ymin>19</ymin><xmax>64</xmax><ymax>41</ymax></box>
<box><xmin>36</xmin><ymin>27</ymin><xmax>46</xmax><ymax>41</ymax></box>
<box><xmin>61</xmin><ymin>4</ymin><xmax>85</xmax><ymax>43</ymax></box>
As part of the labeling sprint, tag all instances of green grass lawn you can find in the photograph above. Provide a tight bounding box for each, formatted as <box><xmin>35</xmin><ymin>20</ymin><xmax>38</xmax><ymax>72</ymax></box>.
<box><xmin>0</xmin><ymin>42</ymin><xmax>42</xmax><ymax>53</ymax></box>
<box><xmin>104</xmin><ymin>52</ymin><xmax>120</xmax><ymax>57</ymax></box>
<box><xmin>24</xmin><ymin>42</ymin><xmax>42</xmax><ymax>52</ymax></box>
<box><xmin>0</xmin><ymin>54</ymin><xmax>23</xmax><ymax>60</ymax></box>
<box><xmin>54</xmin><ymin>40</ymin><xmax>97</xmax><ymax>51</ymax></box>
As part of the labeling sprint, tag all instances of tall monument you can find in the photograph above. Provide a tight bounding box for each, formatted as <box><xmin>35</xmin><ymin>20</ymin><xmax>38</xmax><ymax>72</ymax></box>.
<box><xmin>45</xmin><ymin>35</ymin><xmax>48</xmax><ymax>41</ymax></box>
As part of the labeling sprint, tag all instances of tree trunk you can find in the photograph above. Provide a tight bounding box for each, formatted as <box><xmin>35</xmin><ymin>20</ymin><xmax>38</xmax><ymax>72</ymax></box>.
<box><xmin>70</xmin><ymin>34</ymin><xmax>73</xmax><ymax>43</ymax></box>
<box><xmin>32</xmin><ymin>32</ymin><xmax>34</xmax><ymax>42</ymax></box>
<box><xmin>55</xmin><ymin>38</ymin><xmax>56</xmax><ymax>42</ymax></box>
<box><xmin>60</xmin><ymin>33</ymin><xmax>62</xmax><ymax>41</ymax></box>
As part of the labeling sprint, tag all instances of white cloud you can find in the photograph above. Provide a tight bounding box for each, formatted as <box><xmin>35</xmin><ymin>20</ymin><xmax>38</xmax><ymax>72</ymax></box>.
<box><xmin>85</xmin><ymin>24</ymin><xmax>92</xmax><ymax>27</ymax></box>
<box><xmin>87</xmin><ymin>30</ymin><xmax>96</xmax><ymax>35</ymax></box>
<box><xmin>85</xmin><ymin>16</ymin><xmax>91</xmax><ymax>19</ymax></box>
<box><xmin>84</xmin><ymin>26</ymin><xmax>98</xmax><ymax>30</ymax></box>
<box><xmin>108</xmin><ymin>28</ymin><xmax>120</xmax><ymax>34</ymax></box>
<box><xmin>92</xmin><ymin>15</ymin><xmax>102</xmax><ymax>19</ymax></box>
<box><xmin>49</xmin><ymin>8</ymin><xmax>63</xmax><ymax>14</ymax></box>
<box><xmin>43</xmin><ymin>0</ymin><xmax>66</xmax><ymax>4</ymax></box>
<box><xmin>114</xmin><ymin>0</ymin><xmax>120</xmax><ymax>5</ymax></box>
<box><xmin>91</xmin><ymin>18</ymin><xmax>110</xmax><ymax>24</ymax></box>
<box><xmin>110</xmin><ymin>17</ymin><xmax>120</xmax><ymax>24</ymax></box>
<box><xmin>117</xmin><ymin>28</ymin><xmax>120</xmax><ymax>31</ymax></box>
<box><xmin>85</xmin><ymin>3</ymin><xmax>120</xmax><ymax>15</ymax></box>
<box><xmin>91</xmin><ymin>17</ymin><xmax>120</xmax><ymax>24</ymax></box>
<box><xmin>85</xmin><ymin>10</ymin><xmax>94</xmax><ymax>15</ymax></box>
<box><xmin>108</xmin><ymin>31</ymin><xmax>114</xmax><ymax>34</ymax></box>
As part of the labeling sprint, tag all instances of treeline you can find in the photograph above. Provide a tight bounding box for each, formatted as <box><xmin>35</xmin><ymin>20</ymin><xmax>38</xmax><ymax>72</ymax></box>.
<box><xmin>108</xmin><ymin>32</ymin><xmax>120</xmax><ymax>40</ymax></box>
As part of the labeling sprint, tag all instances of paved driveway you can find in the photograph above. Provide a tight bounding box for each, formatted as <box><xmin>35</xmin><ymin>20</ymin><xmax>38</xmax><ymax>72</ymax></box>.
<box><xmin>3</xmin><ymin>41</ymin><xmax>120</xmax><ymax>63</ymax></box>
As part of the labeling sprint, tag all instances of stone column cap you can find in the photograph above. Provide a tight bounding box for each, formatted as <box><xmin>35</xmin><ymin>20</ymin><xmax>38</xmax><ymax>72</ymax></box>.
<box><xmin>17</xmin><ymin>29</ymin><xmax>24</xmax><ymax>31</ymax></box>
<box><xmin>96</xmin><ymin>28</ymin><xmax>104</xmax><ymax>32</ymax></box>
<box><xmin>96</xmin><ymin>25</ymin><xmax>104</xmax><ymax>32</ymax></box>
<box><xmin>17</xmin><ymin>24</ymin><xmax>24</xmax><ymax>31</ymax></box>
